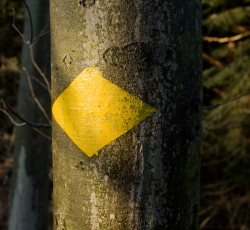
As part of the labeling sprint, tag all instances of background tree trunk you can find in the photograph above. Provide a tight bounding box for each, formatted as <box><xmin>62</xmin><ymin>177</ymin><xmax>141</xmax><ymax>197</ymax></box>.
<box><xmin>50</xmin><ymin>0</ymin><xmax>202</xmax><ymax>229</ymax></box>
<box><xmin>8</xmin><ymin>0</ymin><xmax>51</xmax><ymax>229</ymax></box>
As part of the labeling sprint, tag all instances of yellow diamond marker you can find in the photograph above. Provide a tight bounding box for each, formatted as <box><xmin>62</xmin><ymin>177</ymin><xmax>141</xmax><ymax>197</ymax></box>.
<box><xmin>52</xmin><ymin>67</ymin><xmax>156</xmax><ymax>157</ymax></box>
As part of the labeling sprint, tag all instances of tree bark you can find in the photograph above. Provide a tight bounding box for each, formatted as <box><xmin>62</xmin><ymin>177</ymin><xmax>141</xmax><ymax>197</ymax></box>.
<box><xmin>8</xmin><ymin>0</ymin><xmax>51</xmax><ymax>229</ymax></box>
<box><xmin>50</xmin><ymin>0</ymin><xmax>202</xmax><ymax>229</ymax></box>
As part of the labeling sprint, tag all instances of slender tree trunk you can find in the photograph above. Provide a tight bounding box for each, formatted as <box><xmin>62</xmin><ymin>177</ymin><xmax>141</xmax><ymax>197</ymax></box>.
<box><xmin>50</xmin><ymin>0</ymin><xmax>202</xmax><ymax>229</ymax></box>
<box><xmin>8</xmin><ymin>0</ymin><xmax>51</xmax><ymax>229</ymax></box>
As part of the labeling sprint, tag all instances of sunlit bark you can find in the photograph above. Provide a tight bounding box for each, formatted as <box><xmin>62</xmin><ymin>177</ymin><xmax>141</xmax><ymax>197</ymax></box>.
<box><xmin>50</xmin><ymin>0</ymin><xmax>202</xmax><ymax>229</ymax></box>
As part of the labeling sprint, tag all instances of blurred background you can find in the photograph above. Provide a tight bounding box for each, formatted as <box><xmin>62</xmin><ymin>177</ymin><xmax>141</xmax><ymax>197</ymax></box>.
<box><xmin>0</xmin><ymin>0</ymin><xmax>24</xmax><ymax>229</ymax></box>
<box><xmin>202</xmin><ymin>0</ymin><xmax>250</xmax><ymax>229</ymax></box>
<box><xmin>1</xmin><ymin>0</ymin><xmax>250</xmax><ymax>229</ymax></box>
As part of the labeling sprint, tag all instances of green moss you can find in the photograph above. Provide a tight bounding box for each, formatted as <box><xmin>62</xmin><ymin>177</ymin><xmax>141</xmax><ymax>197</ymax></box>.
<box><xmin>65</xmin><ymin>219</ymin><xmax>73</xmax><ymax>230</ymax></box>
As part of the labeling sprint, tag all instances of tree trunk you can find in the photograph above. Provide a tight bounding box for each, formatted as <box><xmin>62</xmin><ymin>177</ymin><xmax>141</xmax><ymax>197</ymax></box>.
<box><xmin>8</xmin><ymin>0</ymin><xmax>51</xmax><ymax>229</ymax></box>
<box><xmin>50</xmin><ymin>0</ymin><xmax>202</xmax><ymax>229</ymax></box>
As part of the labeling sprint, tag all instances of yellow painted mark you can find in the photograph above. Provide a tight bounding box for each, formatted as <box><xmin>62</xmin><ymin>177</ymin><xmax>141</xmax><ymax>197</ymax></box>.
<box><xmin>52</xmin><ymin>67</ymin><xmax>156</xmax><ymax>157</ymax></box>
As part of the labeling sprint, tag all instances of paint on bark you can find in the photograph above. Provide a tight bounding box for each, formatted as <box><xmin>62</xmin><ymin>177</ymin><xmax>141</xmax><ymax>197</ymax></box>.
<box><xmin>52</xmin><ymin>67</ymin><xmax>156</xmax><ymax>157</ymax></box>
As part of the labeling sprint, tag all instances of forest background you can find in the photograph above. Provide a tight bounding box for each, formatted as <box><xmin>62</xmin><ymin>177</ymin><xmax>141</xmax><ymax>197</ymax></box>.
<box><xmin>1</xmin><ymin>0</ymin><xmax>250</xmax><ymax>229</ymax></box>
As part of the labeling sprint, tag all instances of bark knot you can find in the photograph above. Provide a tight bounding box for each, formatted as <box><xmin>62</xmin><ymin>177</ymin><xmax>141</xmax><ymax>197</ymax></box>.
<box><xmin>55</xmin><ymin>212</ymin><xmax>65</xmax><ymax>230</ymax></box>
<box><xmin>78</xmin><ymin>0</ymin><xmax>95</xmax><ymax>7</ymax></box>
<box><xmin>63</xmin><ymin>54</ymin><xmax>72</xmax><ymax>68</ymax></box>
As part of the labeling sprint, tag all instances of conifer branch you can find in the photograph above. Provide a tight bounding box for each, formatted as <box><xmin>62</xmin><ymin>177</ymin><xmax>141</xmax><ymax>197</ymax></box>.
<box><xmin>203</xmin><ymin>90</ymin><xmax>250</xmax><ymax>110</ymax></box>
<box><xmin>203</xmin><ymin>112</ymin><xmax>250</xmax><ymax>130</ymax></box>
<box><xmin>203</xmin><ymin>31</ymin><xmax>250</xmax><ymax>43</ymax></box>
<box><xmin>203</xmin><ymin>53</ymin><xmax>223</xmax><ymax>68</ymax></box>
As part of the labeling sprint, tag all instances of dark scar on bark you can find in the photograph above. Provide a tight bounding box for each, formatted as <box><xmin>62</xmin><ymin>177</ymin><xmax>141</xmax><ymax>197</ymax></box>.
<box><xmin>78</xmin><ymin>0</ymin><xmax>95</xmax><ymax>7</ymax></box>
<box><xmin>174</xmin><ymin>94</ymin><xmax>202</xmax><ymax>143</ymax></box>
<box><xmin>103</xmin><ymin>42</ymin><xmax>176</xmax><ymax>77</ymax></box>
<box><xmin>190</xmin><ymin>202</ymin><xmax>198</xmax><ymax>215</ymax></box>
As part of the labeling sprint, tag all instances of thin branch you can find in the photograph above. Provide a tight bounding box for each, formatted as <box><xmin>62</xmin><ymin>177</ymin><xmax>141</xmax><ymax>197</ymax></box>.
<box><xmin>12</xmin><ymin>2</ymin><xmax>49</xmax><ymax>45</ymax></box>
<box><xmin>28</xmin><ymin>20</ymin><xmax>50</xmax><ymax>46</ymax></box>
<box><xmin>199</xmin><ymin>205</ymin><xmax>213</xmax><ymax>216</ymax></box>
<box><xmin>0</xmin><ymin>108</ymin><xmax>26</xmax><ymax>126</ymax></box>
<box><xmin>202</xmin><ymin>7</ymin><xmax>212</xmax><ymax>16</ymax></box>
<box><xmin>12</xmin><ymin>8</ymin><xmax>27</xmax><ymax>44</ymax></box>
<box><xmin>203</xmin><ymin>31</ymin><xmax>250</xmax><ymax>43</ymax></box>
<box><xmin>203</xmin><ymin>112</ymin><xmax>250</xmax><ymax>130</ymax></box>
<box><xmin>32</xmin><ymin>30</ymin><xmax>50</xmax><ymax>44</ymax></box>
<box><xmin>203</xmin><ymin>53</ymin><xmax>223</xmax><ymax>68</ymax></box>
<box><xmin>12</xmin><ymin>7</ymin><xmax>15</xmax><ymax>25</ymax></box>
<box><xmin>202</xmin><ymin>116</ymin><xmax>217</xmax><ymax>123</ymax></box>
<box><xmin>22</xmin><ymin>0</ymin><xmax>33</xmax><ymax>43</ymax></box>
<box><xmin>32</xmin><ymin>76</ymin><xmax>48</xmax><ymax>89</ymax></box>
<box><xmin>29</xmin><ymin>45</ymin><xmax>51</xmax><ymax>94</ymax></box>
<box><xmin>33</xmin><ymin>127</ymin><xmax>52</xmax><ymax>140</ymax></box>
<box><xmin>23</xmin><ymin>67</ymin><xmax>52</xmax><ymax>124</ymax></box>
<box><xmin>0</xmin><ymin>94</ymin><xmax>51</xmax><ymax>128</ymax></box>
<box><xmin>200</xmin><ymin>209</ymin><xmax>218</xmax><ymax>230</ymax></box>
<box><xmin>203</xmin><ymin>90</ymin><xmax>250</xmax><ymax>110</ymax></box>
<box><xmin>202</xmin><ymin>184</ymin><xmax>239</xmax><ymax>196</ymax></box>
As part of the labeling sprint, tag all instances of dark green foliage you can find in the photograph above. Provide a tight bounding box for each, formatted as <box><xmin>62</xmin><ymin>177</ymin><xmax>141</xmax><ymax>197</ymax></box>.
<box><xmin>0</xmin><ymin>1</ymin><xmax>24</xmax><ymax>229</ymax></box>
<box><xmin>0</xmin><ymin>0</ymin><xmax>24</xmax><ymax>55</ymax></box>
<box><xmin>0</xmin><ymin>0</ymin><xmax>23</xmax><ymax>122</ymax></box>
<box><xmin>203</xmin><ymin>7</ymin><xmax>250</xmax><ymax>36</ymax></box>
<box><xmin>0</xmin><ymin>0</ymin><xmax>23</xmax><ymax>95</ymax></box>
<box><xmin>202</xmin><ymin>0</ymin><xmax>250</xmax><ymax>229</ymax></box>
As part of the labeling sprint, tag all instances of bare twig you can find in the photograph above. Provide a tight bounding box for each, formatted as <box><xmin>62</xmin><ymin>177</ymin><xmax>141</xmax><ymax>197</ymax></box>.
<box><xmin>0</xmin><ymin>108</ymin><xmax>26</xmax><ymax>126</ymax></box>
<box><xmin>202</xmin><ymin>7</ymin><xmax>212</xmax><ymax>16</ymax></box>
<box><xmin>6</xmin><ymin>2</ymin><xmax>51</xmax><ymax>129</ymax></box>
<box><xmin>203</xmin><ymin>112</ymin><xmax>250</xmax><ymax>130</ymax></box>
<box><xmin>23</xmin><ymin>67</ymin><xmax>52</xmax><ymax>124</ymax></box>
<box><xmin>29</xmin><ymin>45</ymin><xmax>51</xmax><ymax>94</ymax></box>
<box><xmin>32</xmin><ymin>127</ymin><xmax>52</xmax><ymax>140</ymax></box>
<box><xmin>203</xmin><ymin>31</ymin><xmax>250</xmax><ymax>43</ymax></box>
<box><xmin>202</xmin><ymin>179</ymin><xmax>232</xmax><ymax>189</ymax></box>
<box><xmin>200</xmin><ymin>209</ymin><xmax>218</xmax><ymax>229</ymax></box>
<box><xmin>12</xmin><ymin>7</ymin><xmax>27</xmax><ymax>44</ymax></box>
<box><xmin>12</xmin><ymin>1</ymin><xmax>50</xmax><ymax>45</ymax></box>
<box><xmin>203</xmin><ymin>90</ymin><xmax>250</xmax><ymax>110</ymax></box>
<box><xmin>32</xmin><ymin>20</ymin><xmax>50</xmax><ymax>46</ymax></box>
<box><xmin>32</xmin><ymin>76</ymin><xmax>48</xmax><ymax>89</ymax></box>
<box><xmin>203</xmin><ymin>53</ymin><xmax>223</xmax><ymax>68</ymax></box>
<box><xmin>22</xmin><ymin>0</ymin><xmax>33</xmax><ymax>43</ymax></box>
<box><xmin>202</xmin><ymin>184</ymin><xmax>239</xmax><ymax>196</ymax></box>
<box><xmin>199</xmin><ymin>205</ymin><xmax>213</xmax><ymax>216</ymax></box>
<box><xmin>12</xmin><ymin>1</ymin><xmax>51</xmax><ymax>94</ymax></box>
<box><xmin>230</xmin><ymin>200</ymin><xmax>243</xmax><ymax>228</ymax></box>
<box><xmin>32</xmin><ymin>31</ymin><xmax>50</xmax><ymax>44</ymax></box>
<box><xmin>0</xmin><ymin>93</ymin><xmax>51</xmax><ymax>128</ymax></box>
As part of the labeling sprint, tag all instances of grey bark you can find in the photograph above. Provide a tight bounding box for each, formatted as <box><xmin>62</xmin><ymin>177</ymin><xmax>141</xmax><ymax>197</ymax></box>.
<box><xmin>8</xmin><ymin>0</ymin><xmax>51</xmax><ymax>230</ymax></box>
<box><xmin>51</xmin><ymin>0</ymin><xmax>202</xmax><ymax>229</ymax></box>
